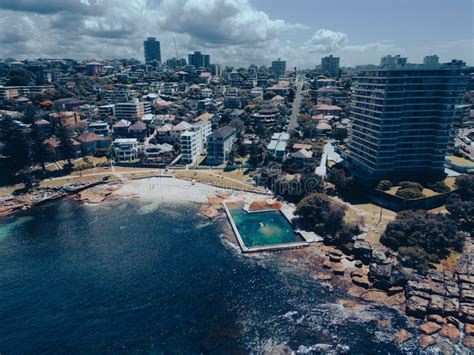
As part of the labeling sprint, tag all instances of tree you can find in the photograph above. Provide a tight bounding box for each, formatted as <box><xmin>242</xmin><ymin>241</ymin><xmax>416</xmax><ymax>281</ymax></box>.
<box><xmin>287</xmin><ymin>88</ymin><xmax>295</xmax><ymax>103</ymax></box>
<box><xmin>333</xmin><ymin>127</ymin><xmax>348</xmax><ymax>141</ymax></box>
<box><xmin>328</xmin><ymin>168</ymin><xmax>354</xmax><ymax>195</ymax></box>
<box><xmin>248</xmin><ymin>142</ymin><xmax>261</xmax><ymax>168</ymax></box>
<box><xmin>56</xmin><ymin>123</ymin><xmax>75</xmax><ymax>167</ymax></box>
<box><xmin>446</xmin><ymin>194</ymin><xmax>474</xmax><ymax>233</ymax></box>
<box><xmin>30</xmin><ymin>123</ymin><xmax>49</xmax><ymax>173</ymax></box>
<box><xmin>296</xmin><ymin>193</ymin><xmax>346</xmax><ymax>236</ymax></box>
<box><xmin>0</xmin><ymin>119</ymin><xmax>31</xmax><ymax>178</ymax></box>
<box><xmin>18</xmin><ymin>169</ymin><xmax>39</xmax><ymax>192</ymax></box>
<box><xmin>6</xmin><ymin>67</ymin><xmax>36</xmax><ymax>86</ymax></box>
<box><xmin>300</xmin><ymin>173</ymin><xmax>325</xmax><ymax>196</ymax></box>
<box><xmin>22</xmin><ymin>104</ymin><xmax>36</xmax><ymax>124</ymax></box>
<box><xmin>381</xmin><ymin>210</ymin><xmax>463</xmax><ymax>268</ymax></box>
<box><xmin>455</xmin><ymin>174</ymin><xmax>474</xmax><ymax>200</ymax></box>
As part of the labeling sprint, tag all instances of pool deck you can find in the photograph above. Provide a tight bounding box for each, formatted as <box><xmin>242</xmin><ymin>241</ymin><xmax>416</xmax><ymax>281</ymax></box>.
<box><xmin>223</xmin><ymin>201</ymin><xmax>309</xmax><ymax>253</ymax></box>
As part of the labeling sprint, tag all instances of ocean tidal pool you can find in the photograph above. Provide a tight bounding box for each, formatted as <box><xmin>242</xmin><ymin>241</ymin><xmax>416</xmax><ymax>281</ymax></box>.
<box><xmin>226</xmin><ymin>203</ymin><xmax>305</xmax><ymax>250</ymax></box>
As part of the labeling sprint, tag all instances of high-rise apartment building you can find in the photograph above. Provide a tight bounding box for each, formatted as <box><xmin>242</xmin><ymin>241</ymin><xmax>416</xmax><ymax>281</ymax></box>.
<box><xmin>188</xmin><ymin>51</ymin><xmax>210</xmax><ymax>68</ymax></box>
<box><xmin>143</xmin><ymin>37</ymin><xmax>161</xmax><ymax>64</ymax></box>
<box><xmin>348</xmin><ymin>55</ymin><xmax>466</xmax><ymax>182</ymax></box>
<box><xmin>271</xmin><ymin>59</ymin><xmax>286</xmax><ymax>78</ymax></box>
<box><xmin>321</xmin><ymin>55</ymin><xmax>340</xmax><ymax>77</ymax></box>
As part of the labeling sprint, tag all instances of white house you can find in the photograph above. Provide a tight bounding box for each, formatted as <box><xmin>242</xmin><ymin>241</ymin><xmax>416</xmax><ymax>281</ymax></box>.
<box><xmin>113</xmin><ymin>138</ymin><xmax>138</xmax><ymax>161</ymax></box>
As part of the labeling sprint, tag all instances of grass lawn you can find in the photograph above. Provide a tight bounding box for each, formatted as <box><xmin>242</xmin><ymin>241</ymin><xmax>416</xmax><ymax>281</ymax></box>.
<box><xmin>341</xmin><ymin>199</ymin><xmax>397</xmax><ymax>246</ymax></box>
<box><xmin>445</xmin><ymin>177</ymin><xmax>456</xmax><ymax>189</ymax></box>
<box><xmin>447</xmin><ymin>155</ymin><xmax>474</xmax><ymax>167</ymax></box>
<box><xmin>0</xmin><ymin>184</ymin><xmax>24</xmax><ymax>197</ymax></box>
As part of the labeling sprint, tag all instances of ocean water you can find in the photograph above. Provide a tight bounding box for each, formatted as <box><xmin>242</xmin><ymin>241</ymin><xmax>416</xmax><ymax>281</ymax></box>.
<box><xmin>0</xmin><ymin>199</ymin><xmax>412</xmax><ymax>354</ymax></box>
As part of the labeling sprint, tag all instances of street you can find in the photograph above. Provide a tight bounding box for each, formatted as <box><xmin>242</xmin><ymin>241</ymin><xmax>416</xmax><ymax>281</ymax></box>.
<box><xmin>288</xmin><ymin>73</ymin><xmax>305</xmax><ymax>131</ymax></box>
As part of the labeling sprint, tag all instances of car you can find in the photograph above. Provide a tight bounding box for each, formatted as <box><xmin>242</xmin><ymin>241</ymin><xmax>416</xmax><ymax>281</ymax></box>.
<box><xmin>461</xmin><ymin>136</ymin><xmax>472</xmax><ymax>145</ymax></box>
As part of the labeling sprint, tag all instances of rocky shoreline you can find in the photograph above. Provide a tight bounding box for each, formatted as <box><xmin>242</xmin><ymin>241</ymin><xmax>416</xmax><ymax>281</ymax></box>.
<box><xmin>0</xmin><ymin>179</ymin><xmax>118</xmax><ymax>218</ymax></box>
<box><xmin>316</xmin><ymin>237</ymin><xmax>474</xmax><ymax>352</ymax></box>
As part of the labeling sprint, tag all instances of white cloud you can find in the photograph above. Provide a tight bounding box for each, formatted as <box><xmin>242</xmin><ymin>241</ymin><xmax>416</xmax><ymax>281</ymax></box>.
<box><xmin>304</xmin><ymin>29</ymin><xmax>349</xmax><ymax>53</ymax></box>
<box><xmin>0</xmin><ymin>0</ymin><xmax>306</xmax><ymax>65</ymax></box>
<box><xmin>156</xmin><ymin>0</ymin><xmax>302</xmax><ymax>47</ymax></box>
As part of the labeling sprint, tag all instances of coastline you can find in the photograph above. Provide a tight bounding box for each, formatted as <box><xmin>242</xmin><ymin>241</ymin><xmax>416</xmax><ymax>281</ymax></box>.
<box><xmin>1</xmin><ymin>176</ymin><xmax>473</xmax><ymax>352</ymax></box>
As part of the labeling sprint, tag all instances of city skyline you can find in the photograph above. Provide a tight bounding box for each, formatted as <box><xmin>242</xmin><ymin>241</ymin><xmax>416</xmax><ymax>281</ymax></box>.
<box><xmin>0</xmin><ymin>0</ymin><xmax>472</xmax><ymax>67</ymax></box>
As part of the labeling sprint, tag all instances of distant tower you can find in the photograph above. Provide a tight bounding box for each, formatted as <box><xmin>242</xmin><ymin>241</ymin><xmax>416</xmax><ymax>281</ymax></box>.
<box><xmin>188</xmin><ymin>51</ymin><xmax>210</xmax><ymax>68</ymax></box>
<box><xmin>423</xmin><ymin>55</ymin><xmax>439</xmax><ymax>67</ymax></box>
<box><xmin>321</xmin><ymin>55</ymin><xmax>340</xmax><ymax>77</ymax></box>
<box><xmin>271</xmin><ymin>59</ymin><xmax>286</xmax><ymax>78</ymax></box>
<box><xmin>143</xmin><ymin>37</ymin><xmax>161</xmax><ymax>64</ymax></box>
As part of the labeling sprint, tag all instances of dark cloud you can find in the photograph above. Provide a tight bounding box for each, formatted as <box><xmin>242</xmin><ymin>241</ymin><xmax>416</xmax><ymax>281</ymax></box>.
<box><xmin>0</xmin><ymin>0</ymin><xmax>104</xmax><ymax>16</ymax></box>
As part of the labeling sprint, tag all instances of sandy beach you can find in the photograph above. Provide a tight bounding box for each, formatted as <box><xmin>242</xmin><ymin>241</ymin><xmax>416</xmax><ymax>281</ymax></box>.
<box><xmin>113</xmin><ymin>176</ymin><xmax>269</xmax><ymax>204</ymax></box>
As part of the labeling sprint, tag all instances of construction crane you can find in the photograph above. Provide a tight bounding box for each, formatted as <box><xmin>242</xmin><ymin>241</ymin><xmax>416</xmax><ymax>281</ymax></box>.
<box><xmin>173</xmin><ymin>38</ymin><xmax>179</xmax><ymax>59</ymax></box>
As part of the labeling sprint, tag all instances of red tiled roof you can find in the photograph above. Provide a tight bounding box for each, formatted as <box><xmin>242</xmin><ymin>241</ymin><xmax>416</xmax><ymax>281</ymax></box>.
<box><xmin>78</xmin><ymin>132</ymin><xmax>109</xmax><ymax>143</ymax></box>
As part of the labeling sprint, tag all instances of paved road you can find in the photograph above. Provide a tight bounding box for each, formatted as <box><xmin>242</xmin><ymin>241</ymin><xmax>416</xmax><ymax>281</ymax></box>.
<box><xmin>288</xmin><ymin>74</ymin><xmax>305</xmax><ymax>131</ymax></box>
<box><xmin>455</xmin><ymin>128</ymin><xmax>474</xmax><ymax>159</ymax></box>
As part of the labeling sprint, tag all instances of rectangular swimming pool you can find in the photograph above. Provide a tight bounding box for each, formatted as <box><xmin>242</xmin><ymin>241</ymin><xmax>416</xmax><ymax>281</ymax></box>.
<box><xmin>225</xmin><ymin>203</ymin><xmax>306</xmax><ymax>251</ymax></box>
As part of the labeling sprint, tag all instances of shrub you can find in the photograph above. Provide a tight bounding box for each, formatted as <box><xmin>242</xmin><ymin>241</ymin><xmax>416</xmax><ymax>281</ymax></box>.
<box><xmin>73</xmin><ymin>162</ymin><xmax>94</xmax><ymax>171</ymax></box>
<box><xmin>427</xmin><ymin>181</ymin><xmax>450</xmax><ymax>193</ymax></box>
<box><xmin>399</xmin><ymin>181</ymin><xmax>423</xmax><ymax>192</ymax></box>
<box><xmin>381</xmin><ymin>210</ymin><xmax>463</xmax><ymax>270</ymax></box>
<box><xmin>397</xmin><ymin>247</ymin><xmax>432</xmax><ymax>274</ymax></box>
<box><xmin>376</xmin><ymin>180</ymin><xmax>392</xmax><ymax>191</ymax></box>
<box><xmin>396</xmin><ymin>187</ymin><xmax>424</xmax><ymax>199</ymax></box>
<box><xmin>328</xmin><ymin>221</ymin><xmax>362</xmax><ymax>245</ymax></box>
<box><xmin>94</xmin><ymin>148</ymin><xmax>108</xmax><ymax>158</ymax></box>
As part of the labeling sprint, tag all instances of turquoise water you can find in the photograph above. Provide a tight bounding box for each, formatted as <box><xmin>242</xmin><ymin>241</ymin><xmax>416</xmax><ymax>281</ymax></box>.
<box><xmin>0</xmin><ymin>216</ymin><xmax>34</xmax><ymax>241</ymax></box>
<box><xmin>228</xmin><ymin>204</ymin><xmax>302</xmax><ymax>248</ymax></box>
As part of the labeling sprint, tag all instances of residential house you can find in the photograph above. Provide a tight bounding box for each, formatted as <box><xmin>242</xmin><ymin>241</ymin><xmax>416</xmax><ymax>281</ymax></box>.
<box><xmin>113</xmin><ymin>119</ymin><xmax>131</xmax><ymax>137</ymax></box>
<box><xmin>77</xmin><ymin>132</ymin><xmax>111</xmax><ymax>155</ymax></box>
<box><xmin>144</xmin><ymin>143</ymin><xmax>174</xmax><ymax>161</ymax></box>
<box><xmin>313</xmin><ymin>104</ymin><xmax>342</xmax><ymax>116</ymax></box>
<box><xmin>128</xmin><ymin>121</ymin><xmax>148</xmax><ymax>142</ymax></box>
<box><xmin>112</xmin><ymin>138</ymin><xmax>138</xmax><ymax>161</ymax></box>
<box><xmin>267</xmin><ymin>132</ymin><xmax>289</xmax><ymax>161</ymax></box>
<box><xmin>46</xmin><ymin>137</ymin><xmax>82</xmax><ymax>161</ymax></box>
<box><xmin>34</xmin><ymin>119</ymin><xmax>52</xmax><ymax>138</ymax></box>
<box><xmin>88</xmin><ymin>121</ymin><xmax>109</xmax><ymax>136</ymax></box>
<box><xmin>290</xmin><ymin>148</ymin><xmax>313</xmax><ymax>163</ymax></box>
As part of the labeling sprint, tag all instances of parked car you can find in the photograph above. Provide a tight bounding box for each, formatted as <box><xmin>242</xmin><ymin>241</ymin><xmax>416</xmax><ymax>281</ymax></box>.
<box><xmin>461</xmin><ymin>136</ymin><xmax>472</xmax><ymax>145</ymax></box>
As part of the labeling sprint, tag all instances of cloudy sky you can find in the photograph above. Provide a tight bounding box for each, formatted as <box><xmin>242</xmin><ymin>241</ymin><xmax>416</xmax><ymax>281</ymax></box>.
<box><xmin>0</xmin><ymin>0</ymin><xmax>472</xmax><ymax>68</ymax></box>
